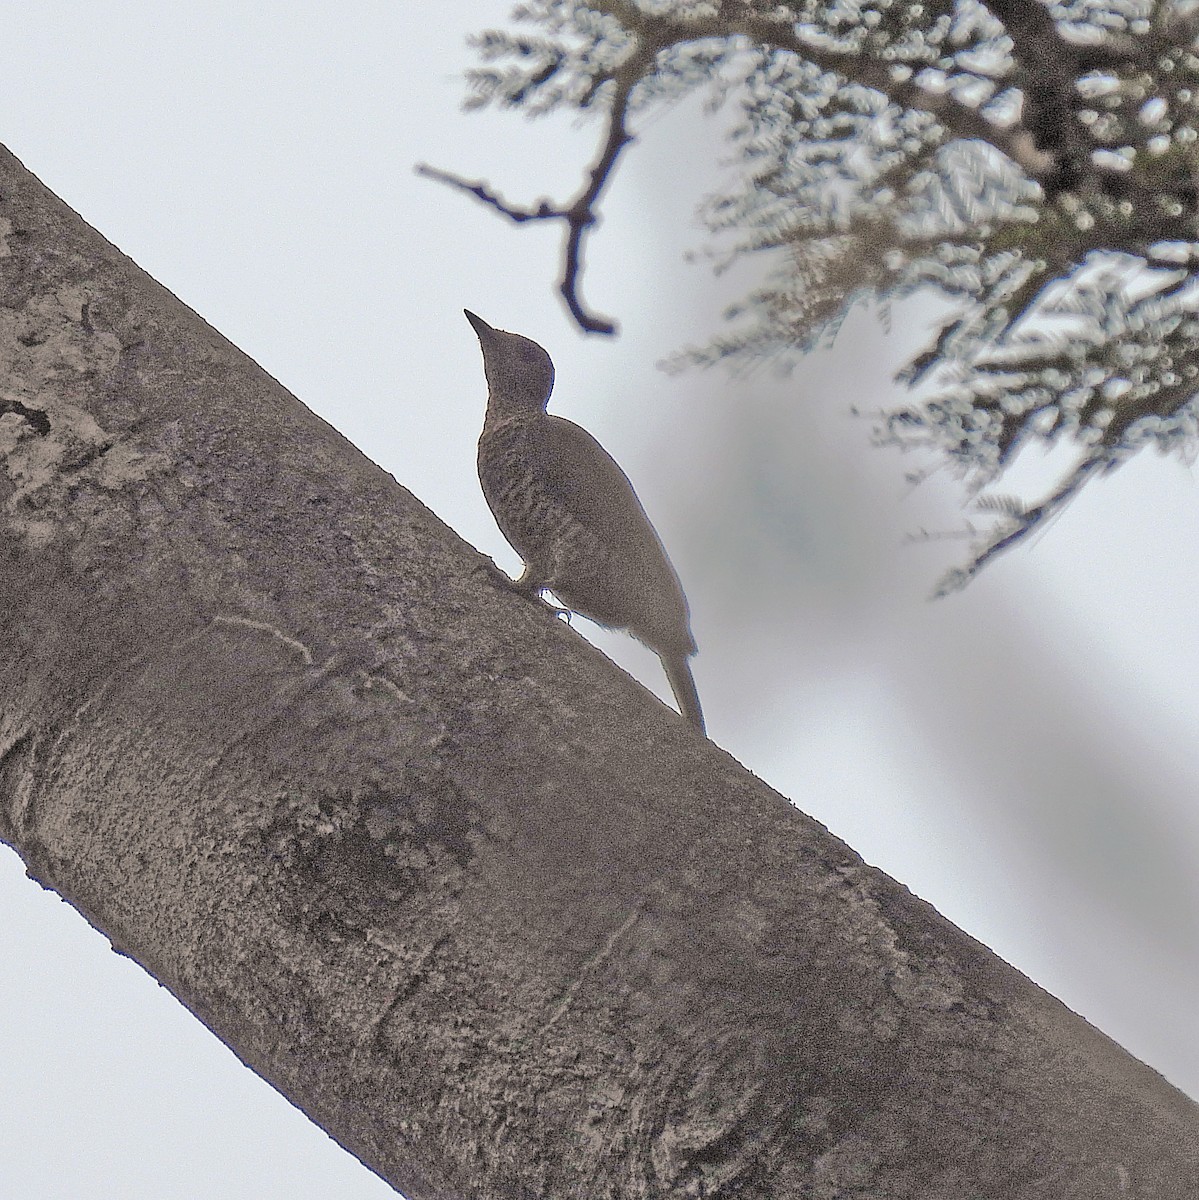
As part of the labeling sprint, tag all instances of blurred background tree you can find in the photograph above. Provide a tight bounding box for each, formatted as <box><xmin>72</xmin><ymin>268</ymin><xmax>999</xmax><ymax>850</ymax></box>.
<box><xmin>431</xmin><ymin>0</ymin><xmax>1199</xmax><ymax>589</ymax></box>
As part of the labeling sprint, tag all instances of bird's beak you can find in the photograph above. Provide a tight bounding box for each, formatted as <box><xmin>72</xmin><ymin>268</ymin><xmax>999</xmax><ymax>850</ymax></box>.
<box><xmin>464</xmin><ymin>310</ymin><xmax>494</xmax><ymax>339</ymax></box>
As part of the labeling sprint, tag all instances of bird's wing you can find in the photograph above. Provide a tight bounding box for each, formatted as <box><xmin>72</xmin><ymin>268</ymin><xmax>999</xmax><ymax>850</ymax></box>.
<box><xmin>527</xmin><ymin>416</ymin><xmax>695</xmax><ymax>653</ymax></box>
<box><xmin>530</xmin><ymin>416</ymin><xmax>666</xmax><ymax>558</ymax></box>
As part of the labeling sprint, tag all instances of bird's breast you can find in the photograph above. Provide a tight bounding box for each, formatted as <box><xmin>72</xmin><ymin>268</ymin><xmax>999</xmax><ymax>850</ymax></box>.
<box><xmin>478</xmin><ymin>420</ymin><xmax>573</xmax><ymax>570</ymax></box>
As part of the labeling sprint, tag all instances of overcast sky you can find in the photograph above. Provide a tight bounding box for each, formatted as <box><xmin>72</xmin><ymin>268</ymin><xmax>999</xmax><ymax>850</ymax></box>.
<box><xmin>3</xmin><ymin>3</ymin><xmax>1198</xmax><ymax>1197</ymax></box>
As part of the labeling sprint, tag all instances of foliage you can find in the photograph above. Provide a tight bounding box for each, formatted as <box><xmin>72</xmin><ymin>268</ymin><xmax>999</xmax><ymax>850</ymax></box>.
<box><xmin>439</xmin><ymin>0</ymin><xmax>1199</xmax><ymax>586</ymax></box>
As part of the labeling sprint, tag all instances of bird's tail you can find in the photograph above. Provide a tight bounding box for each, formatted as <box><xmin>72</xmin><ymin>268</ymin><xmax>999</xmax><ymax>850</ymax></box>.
<box><xmin>662</xmin><ymin>653</ymin><xmax>705</xmax><ymax>734</ymax></box>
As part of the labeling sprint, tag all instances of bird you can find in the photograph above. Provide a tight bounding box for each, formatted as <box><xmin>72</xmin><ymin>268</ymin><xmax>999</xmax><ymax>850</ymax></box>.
<box><xmin>465</xmin><ymin>310</ymin><xmax>704</xmax><ymax>733</ymax></box>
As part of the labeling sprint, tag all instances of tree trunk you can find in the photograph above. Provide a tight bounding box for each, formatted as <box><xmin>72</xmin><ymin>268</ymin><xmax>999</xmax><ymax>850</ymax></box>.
<box><xmin>0</xmin><ymin>143</ymin><xmax>1194</xmax><ymax>1199</ymax></box>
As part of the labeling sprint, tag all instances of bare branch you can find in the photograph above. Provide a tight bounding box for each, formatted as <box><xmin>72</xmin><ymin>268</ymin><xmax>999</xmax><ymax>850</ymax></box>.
<box><xmin>413</xmin><ymin>164</ymin><xmax>565</xmax><ymax>223</ymax></box>
<box><xmin>420</xmin><ymin>37</ymin><xmax>656</xmax><ymax>336</ymax></box>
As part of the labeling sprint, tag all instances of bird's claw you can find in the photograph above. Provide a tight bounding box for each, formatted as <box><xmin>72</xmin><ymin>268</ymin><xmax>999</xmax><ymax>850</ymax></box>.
<box><xmin>517</xmin><ymin>582</ymin><xmax>573</xmax><ymax>623</ymax></box>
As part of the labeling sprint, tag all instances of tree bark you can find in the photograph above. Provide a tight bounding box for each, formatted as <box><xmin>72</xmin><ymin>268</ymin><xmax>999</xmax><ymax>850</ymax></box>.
<box><xmin>0</xmin><ymin>143</ymin><xmax>1194</xmax><ymax>1199</ymax></box>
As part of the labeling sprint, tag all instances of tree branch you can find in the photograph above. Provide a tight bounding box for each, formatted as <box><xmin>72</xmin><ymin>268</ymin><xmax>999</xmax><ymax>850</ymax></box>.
<box><xmin>413</xmin><ymin>165</ymin><xmax>564</xmax><ymax>224</ymax></box>
<box><xmin>597</xmin><ymin>0</ymin><xmax>1040</xmax><ymax>169</ymax></box>
<box><xmin>5</xmin><ymin>141</ymin><xmax>1199</xmax><ymax>1198</ymax></box>
<box><xmin>444</xmin><ymin>0</ymin><xmax>1110</xmax><ymax>335</ymax></box>
<box><xmin>444</xmin><ymin>0</ymin><xmax>1178</xmax><ymax>338</ymax></box>
<box><xmin>419</xmin><ymin>40</ymin><xmax>655</xmax><ymax>336</ymax></box>
<box><xmin>935</xmin><ymin>451</ymin><xmax>1111</xmax><ymax>595</ymax></box>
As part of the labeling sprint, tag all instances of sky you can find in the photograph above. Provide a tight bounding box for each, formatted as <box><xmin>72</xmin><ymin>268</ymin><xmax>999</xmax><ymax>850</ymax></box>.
<box><xmin>3</xmin><ymin>3</ymin><xmax>1198</xmax><ymax>1197</ymax></box>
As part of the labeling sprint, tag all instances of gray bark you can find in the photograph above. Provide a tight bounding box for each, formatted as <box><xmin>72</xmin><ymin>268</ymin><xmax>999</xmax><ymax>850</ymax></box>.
<box><xmin>0</xmin><ymin>142</ymin><xmax>1195</xmax><ymax>1199</ymax></box>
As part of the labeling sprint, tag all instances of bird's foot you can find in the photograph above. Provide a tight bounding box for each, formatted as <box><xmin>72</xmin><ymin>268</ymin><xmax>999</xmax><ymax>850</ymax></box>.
<box><xmin>497</xmin><ymin>566</ymin><xmax>574</xmax><ymax>622</ymax></box>
<box><xmin>515</xmin><ymin>581</ymin><xmax>573</xmax><ymax>623</ymax></box>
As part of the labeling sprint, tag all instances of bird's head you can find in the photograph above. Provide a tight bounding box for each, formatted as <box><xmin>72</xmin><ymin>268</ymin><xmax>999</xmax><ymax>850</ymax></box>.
<box><xmin>465</xmin><ymin>311</ymin><xmax>556</xmax><ymax>415</ymax></box>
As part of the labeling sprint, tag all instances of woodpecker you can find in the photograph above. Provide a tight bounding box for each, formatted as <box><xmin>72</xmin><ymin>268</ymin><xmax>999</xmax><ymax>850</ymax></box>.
<box><xmin>466</xmin><ymin>311</ymin><xmax>704</xmax><ymax>733</ymax></box>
